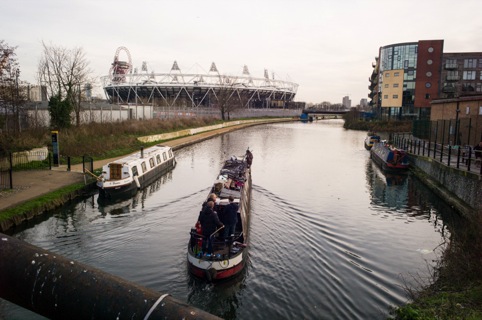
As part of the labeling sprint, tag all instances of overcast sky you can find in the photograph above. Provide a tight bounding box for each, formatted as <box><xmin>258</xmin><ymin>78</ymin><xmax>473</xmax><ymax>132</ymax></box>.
<box><xmin>2</xmin><ymin>0</ymin><xmax>482</xmax><ymax>104</ymax></box>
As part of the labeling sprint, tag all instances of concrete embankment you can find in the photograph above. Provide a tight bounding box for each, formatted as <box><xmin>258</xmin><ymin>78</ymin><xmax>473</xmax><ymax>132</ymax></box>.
<box><xmin>409</xmin><ymin>154</ymin><xmax>482</xmax><ymax>217</ymax></box>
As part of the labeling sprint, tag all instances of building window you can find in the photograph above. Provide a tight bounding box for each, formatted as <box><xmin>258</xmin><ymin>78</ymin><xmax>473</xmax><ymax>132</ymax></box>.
<box><xmin>394</xmin><ymin>72</ymin><xmax>400</xmax><ymax>76</ymax></box>
<box><xmin>384</xmin><ymin>95</ymin><xmax>388</xmax><ymax>99</ymax></box>
<box><xmin>480</xmin><ymin>71</ymin><xmax>482</xmax><ymax>80</ymax></box>
<box><xmin>466</xmin><ymin>106</ymin><xmax>470</xmax><ymax>115</ymax></box>
<box><xmin>427</xmin><ymin>59</ymin><xmax>433</xmax><ymax>65</ymax></box>
<box><xmin>462</xmin><ymin>83</ymin><xmax>475</xmax><ymax>91</ymax></box>
<box><xmin>463</xmin><ymin>70</ymin><xmax>476</xmax><ymax>80</ymax></box>
<box><xmin>384</xmin><ymin>84</ymin><xmax>389</xmax><ymax>88</ymax></box>
<box><xmin>464</xmin><ymin>59</ymin><xmax>477</xmax><ymax>68</ymax></box>
<box><xmin>425</xmin><ymin>94</ymin><xmax>431</xmax><ymax>99</ymax></box>
<box><xmin>447</xmin><ymin>71</ymin><xmax>459</xmax><ymax>80</ymax></box>
<box><xmin>476</xmin><ymin>83</ymin><xmax>482</xmax><ymax>92</ymax></box>
<box><xmin>445</xmin><ymin>59</ymin><xmax>457</xmax><ymax>69</ymax></box>
<box><xmin>426</xmin><ymin>71</ymin><xmax>432</xmax><ymax>77</ymax></box>
<box><xmin>428</xmin><ymin>47</ymin><xmax>434</xmax><ymax>53</ymax></box>
<box><xmin>393</xmin><ymin>94</ymin><xmax>398</xmax><ymax>99</ymax></box>
<box><xmin>425</xmin><ymin>82</ymin><xmax>432</xmax><ymax>88</ymax></box>
<box><xmin>393</xmin><ymin>83</ymin><xmax>399</xmax><ymax>88</ymax></box>
<box><xmin>385</xmin><ymin>73</ymin><xmax>390</xmax><ymax>77</ymax></box>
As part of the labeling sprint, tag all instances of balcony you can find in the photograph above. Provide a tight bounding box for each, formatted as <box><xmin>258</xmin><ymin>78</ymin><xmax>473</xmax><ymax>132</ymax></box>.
<box><xmin>446</xmin><ymin>75</ymin><xmax>459</xmax><ymax>81</ymax></box>
<box><xmin>444</xmin><ymin>63</ymin><xmax>458</xmax><ymax>70</ymax></box>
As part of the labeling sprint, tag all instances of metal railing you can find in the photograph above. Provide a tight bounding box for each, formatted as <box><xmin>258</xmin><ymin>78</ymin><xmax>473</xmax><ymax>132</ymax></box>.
<box><xmin>0</xmin><ymin>151</ymin><xmax>51</xmax><ymax>190</ymax></box>
<box><xmin>392</xmin><ymin>133</ymin><xmax>482</xmax><ymax>175</ymax></box>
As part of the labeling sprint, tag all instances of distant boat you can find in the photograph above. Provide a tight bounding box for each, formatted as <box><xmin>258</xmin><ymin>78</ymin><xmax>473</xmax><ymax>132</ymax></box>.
<box><xmin>364</xmin><ymin>133</ymin><xmax>381</xmax><ymax>150</ymax></box>
<box><xmin>96</xmin><ymin>145</ymin><xmax>176</xmax><ymax>199</ymax></box>
<box><xmin>370</xmin><ymin>142</ymin><xmax>409</xmax><ymax>172</ymax></box>
<box><xmin>187</xmin><ymin>149</ymin><xmax>253</xmax><ymax>281</ymax></box>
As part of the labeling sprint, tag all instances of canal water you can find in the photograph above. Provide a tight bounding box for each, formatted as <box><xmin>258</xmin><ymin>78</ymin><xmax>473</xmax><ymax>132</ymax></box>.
<box><xmin>1</xmin><ymin>120</ymin><xmax>458</xmax><ymax>319</ymax></box>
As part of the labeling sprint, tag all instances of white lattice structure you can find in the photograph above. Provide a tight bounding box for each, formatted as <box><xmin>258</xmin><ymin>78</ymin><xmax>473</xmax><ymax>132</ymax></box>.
<box><xmin>101</xmin><ymin>48</ymin><xmax>298</xmax><ymax>108</ymax></box>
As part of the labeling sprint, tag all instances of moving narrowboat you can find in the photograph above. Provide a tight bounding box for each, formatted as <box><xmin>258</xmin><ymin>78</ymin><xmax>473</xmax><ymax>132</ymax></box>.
<box><xmin>187</xmin><ymin>149</ymin><xmax>253</xmax><ymax>281</ymax></box>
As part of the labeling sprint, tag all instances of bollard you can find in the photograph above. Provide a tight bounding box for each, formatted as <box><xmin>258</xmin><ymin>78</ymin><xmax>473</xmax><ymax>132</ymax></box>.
<box><xmin>0</xmin><ymin>233</ymin><xmax>222</xmax><ymax>320</ymax></box>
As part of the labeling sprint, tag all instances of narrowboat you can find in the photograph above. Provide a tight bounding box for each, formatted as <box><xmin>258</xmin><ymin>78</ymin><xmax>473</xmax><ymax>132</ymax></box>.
<box><xmin>364</xmin><ymin>133</ymin><xmax>381</xmax><ymax>150</ymax></box>
<box><xmin>370</xmin><ymin>142</ymin><xmax>409</xmax><ymax>172</ymax></box>
<box><xmin>96</xmin><ymin>145</ymin><xmax>176</xmax><ymax>199</ymax></box>
<box><xmin>187</xmin><ymin>149</ymin><xmax>253</xmax><ymax>281</ymax></box>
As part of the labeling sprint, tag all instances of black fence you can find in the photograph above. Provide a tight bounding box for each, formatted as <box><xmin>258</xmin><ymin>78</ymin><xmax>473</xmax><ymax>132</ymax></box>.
<box><xmin>392</xmin><ymin>133</ymin><xmax>482</xmax><ymax>175</ymax></box>
<box><xmin>0</xmin><ymin>150</ymin><xmax>52</xmax><ymax>190</ymax></box>
<box><xmin>82</xmin><ymin>156</ymin><xmax>94</xmax><ymax>175</ymax></box>
<box><xmin>0</xmin><ymin>168</ymin><xmax>12</xmax><ymax>190</ymax></box>
<box><xmin>0</xmin><ymin>151</ymin><xmax>94</xmax><ymax>191</ymax></box>
<box><xmin>412</xmin><ymin>118</ymin><xmax>482</xmax><ymax>147</ymax></box>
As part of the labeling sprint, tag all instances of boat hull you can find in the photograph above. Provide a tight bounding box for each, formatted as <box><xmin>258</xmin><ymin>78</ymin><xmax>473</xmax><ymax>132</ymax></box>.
<box><xmin>370</xmin><ymin>143</ymin><xmax>409</xmax><ymax>173</ymax></box>
<box><xmin>187</xmin><ymin>250</ymin><xmax>247</xmax><ymax>281</ymax></box>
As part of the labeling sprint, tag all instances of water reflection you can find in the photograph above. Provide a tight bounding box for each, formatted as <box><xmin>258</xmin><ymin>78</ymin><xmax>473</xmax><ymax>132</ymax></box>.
<box><xmin>366</xmin><ymin>160</ymin><xmax>409</xmax><ymax>210</ymax></box>
<box><xmin>96</xmin><ymin>171</ymin><xmax>173</xmax><ymax>216</ymax></box>
<box><xmin>3</xmin><ymin>121</ymin><xmax>464</xmax><ymax>320</ymax></box>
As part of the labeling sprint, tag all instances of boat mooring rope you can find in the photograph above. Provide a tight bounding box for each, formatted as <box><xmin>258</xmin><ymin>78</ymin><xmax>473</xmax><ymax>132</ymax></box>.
<box><xmin>143</xmin><ymin>293</ymin><xmax>170</xmax><ymax>320</ymax></box>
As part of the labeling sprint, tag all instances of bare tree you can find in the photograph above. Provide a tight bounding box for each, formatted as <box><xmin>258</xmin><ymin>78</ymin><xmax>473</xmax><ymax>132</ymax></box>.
<box><xmin>37</xmin><ymin>41</ymin><xmax>92</xmax><ymax>127</ymax></box>
<box><xmin>213</xmin><ymin>76</ymin><xmax>245</xmax><ymax>120</ymax></box>
<box><xmin>0</xmin><ymin>40</ymin><xmax>26</xmax><ymax>134</ymax></box>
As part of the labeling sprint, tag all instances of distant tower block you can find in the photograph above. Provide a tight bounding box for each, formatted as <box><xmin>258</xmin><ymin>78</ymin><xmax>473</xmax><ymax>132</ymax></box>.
<box><xmin>243</xmin><ymin>65</ymin><xmax>250</xmax><ymax>75</ymax></box>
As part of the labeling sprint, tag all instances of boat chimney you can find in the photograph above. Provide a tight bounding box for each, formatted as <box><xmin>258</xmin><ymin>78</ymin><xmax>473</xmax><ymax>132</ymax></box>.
<box><xmin>141</xmin><ymin>147</ymin><xmax>144</xmax><ymax>158</ymax></box>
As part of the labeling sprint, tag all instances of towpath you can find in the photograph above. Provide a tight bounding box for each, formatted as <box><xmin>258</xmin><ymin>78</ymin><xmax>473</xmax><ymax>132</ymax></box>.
<box><xmin>0</xmin><ymin>120</ymin><xmax>279</xmax><ymax>213</ymax></box>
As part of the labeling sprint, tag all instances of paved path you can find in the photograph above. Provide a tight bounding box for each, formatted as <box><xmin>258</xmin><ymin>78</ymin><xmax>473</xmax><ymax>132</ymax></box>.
<box><xmin>0</xmin><ymin>121</ymin><xmax>274</xmax><ymax>212</ymax></box>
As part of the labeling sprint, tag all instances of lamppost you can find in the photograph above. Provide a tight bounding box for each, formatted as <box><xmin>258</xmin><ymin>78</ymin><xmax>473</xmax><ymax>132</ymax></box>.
<box><xmin>454</xmin><ymin>102</ymin><xmax>460</xmax><ymax>146</ymax></box>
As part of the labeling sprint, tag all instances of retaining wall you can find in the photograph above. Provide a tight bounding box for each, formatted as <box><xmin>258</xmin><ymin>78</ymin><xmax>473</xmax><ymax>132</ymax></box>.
<box><xmin>409</xmin><ymin>154</ymin><xmax>482</xmax><ymax>217</ymax></box>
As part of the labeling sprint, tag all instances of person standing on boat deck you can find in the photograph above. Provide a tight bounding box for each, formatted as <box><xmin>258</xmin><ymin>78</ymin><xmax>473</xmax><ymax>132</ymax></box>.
<box><xmin>201</xmin><ymin>193</ymin><xmax>217</xmax><ymax>211</ymax></box>
<box><xmin>198</xmin><ymin>201</ymin><xmax>224</xmax><ymax>254</ymax></box>
<box><xmin>223</xmin><ymin>196</ymin><xmax>238</xmax><ymax>239</ymax></box>
<box><xmin>246</xmin><ymin>149</ymin><xmax>253</xmax><ymax>168</ymax></box>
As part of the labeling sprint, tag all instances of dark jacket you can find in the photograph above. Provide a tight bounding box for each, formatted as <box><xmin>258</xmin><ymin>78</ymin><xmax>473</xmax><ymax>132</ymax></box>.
<box><xmin>223</xmin><ymin>202</ymin><xmax>238</xmax><ymax>225</ymax></box>
<box><xmin>198</xmin><ymin>206</ymin><xmax>223</xmax><ymax>237</ymax></box>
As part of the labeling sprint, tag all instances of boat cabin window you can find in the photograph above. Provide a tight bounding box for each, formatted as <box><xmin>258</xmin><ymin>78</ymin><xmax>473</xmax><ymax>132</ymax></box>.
<box><xmin>168</xmin><ymin>150</ymin><xmax>173</xmax><ymax>158</ymax></box>
<box><xmin>141</xmin><ymin>161</ymin><xmax>147</xmax><ymax>173</ymax></box>
<box><xmin>156</xmin><ymin>154</ymin><xmax>162</xmax><ymax>164</ymax></box>
<box><xmin>132</xmin><ymin>166</ymin><xmax>139</xmax><ymax>177</ymax></box>
<box><xmin>149</xmin><ymin>157</ymin><xmax>155</xmax><ymax>168</ymax></box>
<box><xmin>163</xmin><ymin>152</ymin><xmax>167</xmax><ymax>161</ymax></box>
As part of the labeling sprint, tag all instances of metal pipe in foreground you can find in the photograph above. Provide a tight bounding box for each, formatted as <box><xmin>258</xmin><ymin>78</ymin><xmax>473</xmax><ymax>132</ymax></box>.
<box><xmin>0</xmin><ymin>233</ymin><xmax>221</xmax><ymax>320</ymax></box>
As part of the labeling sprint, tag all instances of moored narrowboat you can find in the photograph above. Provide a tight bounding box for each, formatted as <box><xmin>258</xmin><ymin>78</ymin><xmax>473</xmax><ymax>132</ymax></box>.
<box><xmin>370</xmin><ymin>142</ymin><xmax>409</xmax><ymax>173</ymax></box>
<box><xmin>96</xmin><ymin>145</ymin><xmax>176</xmax><ymax>199</ymax></box>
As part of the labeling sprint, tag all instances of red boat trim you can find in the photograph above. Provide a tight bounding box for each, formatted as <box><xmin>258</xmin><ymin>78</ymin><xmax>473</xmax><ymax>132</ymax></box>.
<box><xmin>188</xmin><ymin>261</ymin><xmax>245</xmax><ymax>280</ymax></box>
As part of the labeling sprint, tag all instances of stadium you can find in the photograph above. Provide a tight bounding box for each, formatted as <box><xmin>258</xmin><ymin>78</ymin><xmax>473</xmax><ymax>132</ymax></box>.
<box><xmin>101</xmin><ymin>47</ymin><xmax>299</xmax><ymax>110</ymax></box>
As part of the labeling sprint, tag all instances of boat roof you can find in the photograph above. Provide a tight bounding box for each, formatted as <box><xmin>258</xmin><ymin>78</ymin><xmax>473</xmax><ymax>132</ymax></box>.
<box><xmin>108</xmin><ymin>144</ymin><xmax>172</xmax><ymax>166</ymax></box>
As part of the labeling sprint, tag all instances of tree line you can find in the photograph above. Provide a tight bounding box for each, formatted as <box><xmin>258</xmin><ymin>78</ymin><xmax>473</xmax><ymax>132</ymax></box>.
<box><xmin>1</xmin><ymin>40</ymin><xmax>94</xmax><ymax>132</ymax></box>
